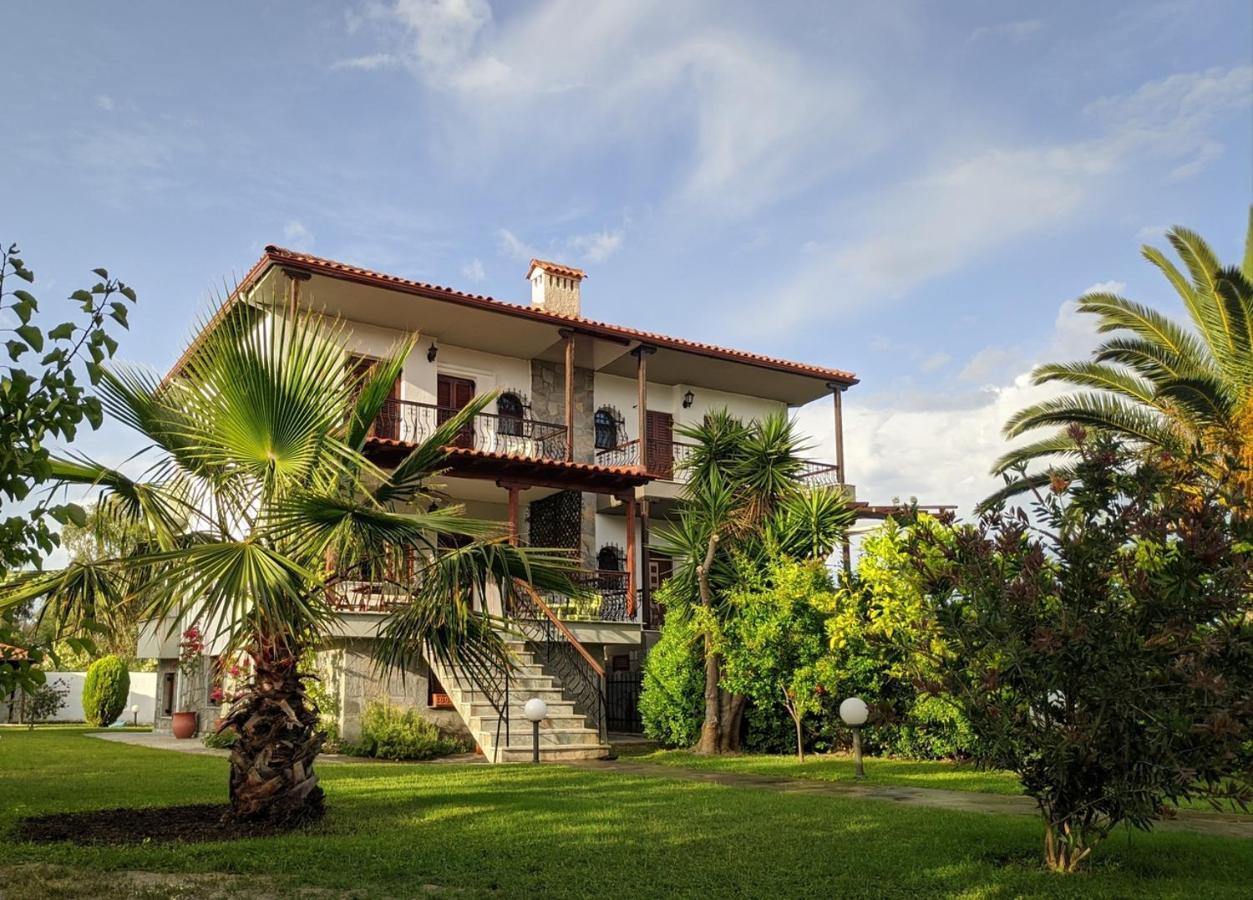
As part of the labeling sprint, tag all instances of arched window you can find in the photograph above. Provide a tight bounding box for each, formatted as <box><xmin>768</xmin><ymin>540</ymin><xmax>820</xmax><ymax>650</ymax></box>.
<box><xmin>497</xmin><ymin>393</ymin><xmax>524</xmax><ymax>437</ymax></box>
<box><xmin>594</xmin><ymin>408</ymin><xmax>619</xmax><ymax>450</ymax></box>
<box><xmin>597</xmin><ymin>544</ymin><xmax>624</xmax><ymax>572</ymax></box>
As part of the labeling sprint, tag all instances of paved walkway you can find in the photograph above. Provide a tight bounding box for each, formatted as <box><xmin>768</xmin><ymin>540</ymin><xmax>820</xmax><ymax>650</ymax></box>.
<box><xmin>570</xmin><ymin>759</ymin><xmax>1253</xmax><ymax>839</ymax></box>
<box><xmin>89</xmin><ymin>730</ymin><xmax>485</xmax><ymax>765</ymax></box>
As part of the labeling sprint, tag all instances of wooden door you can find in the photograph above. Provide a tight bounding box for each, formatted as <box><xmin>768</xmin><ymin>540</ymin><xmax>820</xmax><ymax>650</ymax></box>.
<box><xmin>437</xmin><ymin>374</ymin><xmax>476</xmax><ymax>448</ymax></box>
<box><xmin>646</xmin><ymin>552</ymin><xmax>672</xmax><ymax>629</ymax></box>
<box><xmin>348</xmin><ymin>355</ymin><xmax>401</xmax><ymax>439</ymax></box>
<box><xmin>645</xmin><ymin>410</ymin><xmax>674</xmax><ymax>478</ymax></box>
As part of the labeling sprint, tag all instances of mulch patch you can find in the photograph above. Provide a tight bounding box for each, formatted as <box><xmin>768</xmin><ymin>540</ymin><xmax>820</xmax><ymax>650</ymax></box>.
<box><xmin>17</xmin><ymin>804</ymin><xmax>310</xmax><ymax>845</ymax></box>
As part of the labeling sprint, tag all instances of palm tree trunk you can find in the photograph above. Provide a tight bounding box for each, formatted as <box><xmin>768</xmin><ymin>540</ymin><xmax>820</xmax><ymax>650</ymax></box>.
<box><xmin>694</xmin><ymin>532</ymin><xmax>722</xmax><ymax>755</ymax></box>
<box><xmin>222</xmin><ymin>645</ymin><xmax>324</xmax><ymax>825</ymax></box>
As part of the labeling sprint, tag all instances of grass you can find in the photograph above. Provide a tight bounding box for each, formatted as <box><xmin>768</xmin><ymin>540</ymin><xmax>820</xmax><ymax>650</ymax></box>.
<box><xmin>2</xmin><ymin>728</ymin><xmax>1251</xmax><ymax>898</ymax></box>
<box><xmin>630</xmin><ymin>748</ymin><xmax>1023</xmax><ymax>794</ymax></box>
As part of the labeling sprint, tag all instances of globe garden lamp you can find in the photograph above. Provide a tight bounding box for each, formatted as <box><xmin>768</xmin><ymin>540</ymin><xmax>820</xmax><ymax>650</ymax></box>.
<box><xmin>131</xmin><ymin>704</ymin><xmax>140</xmax><ymax>727</ymax></box>
<box><xmin>839</xmin><ymin>697</ymin><xmax>869</xmax><ymax>779</ymax></box>
<box><xmin>523</xmin><ymin>697</ymin><xmax>548</xmax><ymax>763</ymax></box>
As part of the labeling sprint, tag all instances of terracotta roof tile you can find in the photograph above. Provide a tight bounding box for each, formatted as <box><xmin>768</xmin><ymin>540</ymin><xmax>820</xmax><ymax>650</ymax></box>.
<box><xmin>528</xmin><ymin>258</ymin><xmax>586</xmax><ymax>280</ymax></box>
<box><xmin>260</xmin><ymin>245</ymin><xmax>858</xmax><ymax>386</ymax></box>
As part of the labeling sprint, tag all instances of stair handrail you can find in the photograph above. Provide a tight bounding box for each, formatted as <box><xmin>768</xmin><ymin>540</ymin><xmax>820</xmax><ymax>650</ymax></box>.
<box><xmin>510</xmin><ymin>578</ymin><xmax>607</xmax><ymax>742</ymax></box>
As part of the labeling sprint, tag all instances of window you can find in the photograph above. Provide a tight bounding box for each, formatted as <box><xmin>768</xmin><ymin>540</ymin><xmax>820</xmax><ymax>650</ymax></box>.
<box><xmin>497</xmin><ymin>392</ymin><xmax>524</xmax><ymax>437</ymax></box>
<box><xmin>597</xmin><ymin>544</ymin><xmax>624</xmax><ymax>572</ymax></box>
<box><xmin>594</xmin><ymin>408</ymin><xmax>619</xmax><ymax>450</ymax></box>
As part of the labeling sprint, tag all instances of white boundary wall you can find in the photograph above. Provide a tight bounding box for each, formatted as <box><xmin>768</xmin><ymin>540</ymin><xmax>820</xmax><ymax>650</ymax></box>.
<box><xmin>2</xmin><ymin>671</ymin><xmax>157</xmax><ymax>724</ymax></box>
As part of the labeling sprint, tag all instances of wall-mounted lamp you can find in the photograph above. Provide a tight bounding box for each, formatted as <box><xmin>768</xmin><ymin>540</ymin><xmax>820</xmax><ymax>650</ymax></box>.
<box><xmin>427</xmin><ymin>342</ymin><xmax>439</xmax><ymax>363</ymax></box>
<box><xmin>682</xmin><ymin>389</ymin><xmax>695</xmax><ymax>409</ymax></box>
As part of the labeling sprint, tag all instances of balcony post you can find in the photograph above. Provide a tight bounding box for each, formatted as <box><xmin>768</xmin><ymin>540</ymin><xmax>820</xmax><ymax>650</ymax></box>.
<box><xmin>505</xmin><ymin>484</ymin><xmax>521</xmax><ymax>545</ymax></box>
<box><xmin>561</xmin><ymin>330</ymin><xmax>575</xmax><ymax>462</ymax></box>
<box><xmin>828</xmin><ymin>382</ymin><xmax>846</xmax><ymax>486</ymax></box>
<box><xmin>632</xmin><ymin>345</ymin><xmax>655</xmax><ymax>470</ymax></box>
<box><xmin>624</xmin><ymin>494</ymin><xmax>637</xmax><ymax>618</ymax></box>
<box><xmin>283</xmin><ymin>268</ymin><xmax>310</xmax><ymax>317</ymax></box>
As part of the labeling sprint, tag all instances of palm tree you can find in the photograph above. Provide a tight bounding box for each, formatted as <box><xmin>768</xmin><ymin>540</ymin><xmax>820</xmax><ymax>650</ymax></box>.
<box><xmin>654</xmin><ymin>410</ymin><xmax>854</xmax><ymax>753</ymax></box>
<box><xmin>2</xmin><ymin>302</ymin><xmax>573</xmax><ymax>824</ymax></box>
<box><xmin>989</xmin><ymin>209</ymin><xmax>1253</xmax><ymax>504</ymax></box>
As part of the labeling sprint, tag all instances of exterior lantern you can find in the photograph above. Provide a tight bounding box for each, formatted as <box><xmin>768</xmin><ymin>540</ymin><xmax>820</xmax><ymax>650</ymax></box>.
<box><xmin>523</xmin><ymin>697</ymin><xmax>548</xmax><ymax>763</ymax></box>
<box><xmin>839</xmin><ymin>697</ymin><xmax>869</xmax><ymax>779</ymax></box>
<box><xmin>682</xmin><ymin>389</ymin><xmax>695</xmax><ymax>409</ymax></box>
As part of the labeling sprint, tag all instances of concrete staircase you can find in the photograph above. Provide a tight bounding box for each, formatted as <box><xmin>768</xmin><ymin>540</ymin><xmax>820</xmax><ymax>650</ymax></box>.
<box><xmin>429</xmin><ymin>640</ymin><xmax>611</xmax><ymax>763</ymax></box>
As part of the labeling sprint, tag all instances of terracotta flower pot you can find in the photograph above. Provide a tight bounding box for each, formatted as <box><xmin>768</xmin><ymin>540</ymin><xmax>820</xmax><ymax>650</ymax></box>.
<box><xmin>171</xmin><ymin>711</ymin><xmax>199</xmax><ymax>739</ymax></box>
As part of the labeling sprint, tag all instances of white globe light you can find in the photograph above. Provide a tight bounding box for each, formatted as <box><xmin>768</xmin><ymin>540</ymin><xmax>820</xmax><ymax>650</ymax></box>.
<box><xmin>839</xmin><ymin>697</ymin><xmax>869</xmax><ymax>727</ymax></box>
<box><xmin>131</xmin><ymin>705</ymin><xmax>139</xmax><ymax>713</ymax></box>
<box><xmin>523</xmin><ymin>697</ymin><xmax>548</xmax><ymax>723</ymax></box>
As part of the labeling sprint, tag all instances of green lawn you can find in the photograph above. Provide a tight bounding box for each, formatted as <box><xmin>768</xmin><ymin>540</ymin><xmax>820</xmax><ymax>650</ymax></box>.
<box><xmin>2</xmin><ymin>728</ymin><xmax>1252</xmax><ymax>898</ymax></box>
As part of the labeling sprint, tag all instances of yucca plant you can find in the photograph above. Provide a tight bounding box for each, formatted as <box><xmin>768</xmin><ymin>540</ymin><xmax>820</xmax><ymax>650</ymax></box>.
<box><xmin>654</xmin><ymin>409</ymin><xmax>855</xmax><ymax>753</ymax></box>
<box><xmin>989</xmin><ymin>208</ymin><xmax>1253</xmax><ymax>506</ymax></box>
<box><xmin>1</xmin><ymin>299</ymin><xmax>574</xmax><ymax>824</ymax></box>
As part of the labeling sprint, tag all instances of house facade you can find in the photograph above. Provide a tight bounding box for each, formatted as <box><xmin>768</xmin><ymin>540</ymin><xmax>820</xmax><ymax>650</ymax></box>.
<box><xmin>138</xmin><ymin>246</ymin><xmax>857</xmax><ymax>761</ymax></box>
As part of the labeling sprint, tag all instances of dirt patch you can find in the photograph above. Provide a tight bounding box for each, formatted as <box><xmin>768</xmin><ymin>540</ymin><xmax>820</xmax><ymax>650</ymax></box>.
<box><xmin>16</xmin><ymin>804</ymin><xmax>312</xmax><ymax>846</ymax></box>
<box><xmin>0</xmin><ymin>863</ymin><xmax>373</xmax><ymax>899</ymax></box>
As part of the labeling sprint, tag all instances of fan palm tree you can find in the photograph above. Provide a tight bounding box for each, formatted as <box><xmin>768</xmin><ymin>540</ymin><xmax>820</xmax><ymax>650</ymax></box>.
<box><xmin>989</xmin><ymin>209</ymin><xmax>1253</xmax><ymax>505</ymax></box>
<box><xmin>1</xmin><ymin>302</ymin><xmax>574</xmax><ymax>824</ymax></box>
<box><xmin>654</xmin><ymin>410</ymin><xmax>854</xmax><ymax>753</ymax></box>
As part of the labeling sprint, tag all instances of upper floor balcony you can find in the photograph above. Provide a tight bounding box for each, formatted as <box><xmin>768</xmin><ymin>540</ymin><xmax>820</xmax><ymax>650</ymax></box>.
<box><xmin>370</xmin><ymin>398</ymin><xmax>568</xmax><ymax>462</ymax></box>
<box><xmin>594</xmin><ymin>439</ymin><xmax>843</xmax><ymax>487</ymax></box>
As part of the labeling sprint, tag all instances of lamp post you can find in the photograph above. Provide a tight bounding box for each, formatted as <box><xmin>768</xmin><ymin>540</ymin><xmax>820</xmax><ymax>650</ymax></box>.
<box><xmin>523</xmin><ymin>697</ymin><xmax>548</xmax><ymax>763</ymax></box>
<box><xmin>131</xmin><ymin>704</ymin><xmax>140</xmax><ymax>727</ymax></box>
<box><xmin>839</xmin><ymin>697</ymin><xmax>868</xmax><ymax>779</ymax></box>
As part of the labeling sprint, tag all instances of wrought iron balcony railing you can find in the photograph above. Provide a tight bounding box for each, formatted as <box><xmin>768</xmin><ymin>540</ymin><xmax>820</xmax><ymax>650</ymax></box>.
<box><xmin>595</xmin><ymin>439</ymin><xmax>842</xmax><ymax>487</ymax></box>
<box><xmin>370</xmin><ymin>398</ymin><xmax>568</xmax><ymax>462</ymax></box>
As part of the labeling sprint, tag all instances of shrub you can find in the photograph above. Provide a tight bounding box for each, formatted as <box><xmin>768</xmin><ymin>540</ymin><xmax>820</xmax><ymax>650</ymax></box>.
<box><xmin>82</xmin><ymin>655</ymin><xmax>130</xmax><ymax>726</ymax></box>
<box><xmin>203</xmin><ymin>728</ymin><xmax>239</xmax><ymax>749</ymax></box>
<box><xmin>351</xmin><ymin>700</ymin><xmax>468</xmax><ymax>760</ymax></box>
<box><xmin>23</xmin><ymin>677</ymin><xmax>69</xmax><ymax>727</ymax></box>
<box><xmin>639</xmin><ymin>601</ymin><xmax>704</xmax><ymax>748</ymax></box>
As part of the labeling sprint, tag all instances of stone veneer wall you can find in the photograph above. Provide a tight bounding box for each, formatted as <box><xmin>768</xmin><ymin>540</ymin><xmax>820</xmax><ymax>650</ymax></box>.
<box><xmin>322</xmin><ymin>639</ymin><xmax>471</xmax><ymax>744</ymax></box>
<box><xmin>531</xmin><ymin>352</ymin><xmax>597</xmax><ymax>567</ymax></box>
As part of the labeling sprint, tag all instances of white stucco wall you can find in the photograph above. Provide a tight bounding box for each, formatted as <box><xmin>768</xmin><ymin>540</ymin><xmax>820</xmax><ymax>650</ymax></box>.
<box><xmin>4</xmin><ymin>671</ymin><xmax>158</xmax><ymax>724</ymax></box>
<box><xmin>593</xmin><ymin>373</ymin><xmax>787</xmax><ymax>446</ymax></box>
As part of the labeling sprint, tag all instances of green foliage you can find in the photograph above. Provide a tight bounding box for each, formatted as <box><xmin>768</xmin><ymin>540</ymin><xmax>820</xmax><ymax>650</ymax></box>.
<box><xmin>346</xmin><ymin>700</ymin><xmax>469</xmax><ymax>761</ymax></box>
<box><xmin>81</xmin><ymin>655</ymin><xmax>129</xmax><ymax>726</ymax></box>
<box><xmin>640</xmin><ymin>590</ymin><xmax>704</xmax><ymax>747</ymax></box>
<box><xmin>991</xmin><ymin>208</ymin><xmax>1253</xmax><ymax>505</ymax></box>
<box><xmin>21</xmin><ymin>676</ymin><xmax>69</xmax><ymax>726</ymax></box>
<box><xmin>0</xmin><ymin>244</ymin><xmax>135</xmax><ymax>695</ymax></box>
<box><xmin>909</xmin><ymin>434</ymin><xmax>1253</xmax><ymax>871</ymax></box>
<box><xmin>202</xmin><ymin>728</ymin><xmax>239</xmax><ymax>749</ymax></box>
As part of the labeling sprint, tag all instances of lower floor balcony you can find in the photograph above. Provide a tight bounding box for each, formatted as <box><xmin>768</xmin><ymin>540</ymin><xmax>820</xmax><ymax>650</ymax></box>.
<box><xmin>595</xmin><ymin>439</ymin><xmax>843</xmax><ymax>487</ymax></box>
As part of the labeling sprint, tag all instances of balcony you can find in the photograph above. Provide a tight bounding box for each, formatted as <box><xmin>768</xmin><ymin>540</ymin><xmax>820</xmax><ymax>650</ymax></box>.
<box><xmin>370</xmin><ymin>398</ymin><xmax>568</xmax><ymax>462</ymax></box>
<box><xmin>595</xmin><ymin>439</ymin><xmax>842</xmax><ymax>487</ymax></box>
<box><xmin>327</xmin><ymin>569</ymin><xmax>637</xmax><ymax>624</ymax></box>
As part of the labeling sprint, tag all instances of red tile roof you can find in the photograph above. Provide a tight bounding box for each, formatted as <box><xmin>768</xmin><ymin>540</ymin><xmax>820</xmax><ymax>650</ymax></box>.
<box><xmin>528</xmin><ymin>258</ymin><xmax>587</xmax><ymax>280</ymax></box>
<box><xmin>258</xmin><ymin>245</ymin><xmax>858</xmax><ymax>386</ymax></box>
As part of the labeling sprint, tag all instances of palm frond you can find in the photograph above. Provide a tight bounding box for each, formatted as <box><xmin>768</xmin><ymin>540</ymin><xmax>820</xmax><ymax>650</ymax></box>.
<box><xmin>1003</xmin><ymin>392</ymin><xmax>1181</xmax><ymax>450</ymax></box>
<box><xmin>374</xmin><ymin>393</ymin><xmax>494</xmax><ymax>506</ymax></box>
<box><xmin>1031</xmin><ymin>361</ymin><xmax>1158</xmax><ymax>407</ymax></box>
<box><xmin>345</xmin><ymin>335</ymin><xmax>417</xmax><ymax>450</ymax></box>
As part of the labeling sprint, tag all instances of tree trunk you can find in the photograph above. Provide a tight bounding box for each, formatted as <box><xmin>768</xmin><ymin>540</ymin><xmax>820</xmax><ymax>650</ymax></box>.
<box><xmin>717</xmin><ymin>690</ymin><xmax>746</xmax><ymax>752</ymax></box>
<box><xmin>1042</xmin><ymin>816</ymin><xmax>1094</xmax><ymax>873</ymax></box>
<box><xmin>693</xmin><ymin>533</ymin><xmax>722</xmax><ymax>755</ymax></box>
<box><xmin>221</xmin><ymin>646</ymin><xmax>325</xmax><ymax>825</ymax></box>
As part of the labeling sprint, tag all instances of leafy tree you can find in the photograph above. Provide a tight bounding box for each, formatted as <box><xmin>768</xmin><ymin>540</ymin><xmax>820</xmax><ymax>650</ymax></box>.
<box><xmin>909</xmin><ymin>432</ymin><xmax>1253</xmax><ymax>872</ymax></box>
<box><xmin>653</xmin><ymin>410</ymin><xmax>854</xmax><ymax>753</ymax></box>
<box><xmin>81</xmin><ymin>654</ymin><xmax>129</xmax><ymax>726</ymax></box>
<box><xmin>1</xmin><ymin>302</ymin><xmax>574</xmax><ymax>824</ymax></box>
<box><xmin>990</xmin><ymin>209</ymin><xmax>1253</xmax><ymax>505</ymax></box>
<box><xmin>639</xmin><ymin>583</ymin><xmax>704</xmax><ymax>747</ymax></box>
<box><xmin>823</xmin><ymin>514</ymin><xmax>973</xmax><ymax>759</ymax></box>
<box><xmin>722</xmin><ymin>558</ymin><xmax>831</xmax><ymax>761</ymax></box>
<box><xmin>0</xmin><ymin>243</ymin><xmax>135</xmax><ymax>696</ymax></box>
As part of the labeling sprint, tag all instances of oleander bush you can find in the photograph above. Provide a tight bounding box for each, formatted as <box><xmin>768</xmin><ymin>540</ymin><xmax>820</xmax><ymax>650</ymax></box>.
<box><xmin>81</xmin><ymin>655</ymin><xmax>129</xmax><ymax>726</ymax></box>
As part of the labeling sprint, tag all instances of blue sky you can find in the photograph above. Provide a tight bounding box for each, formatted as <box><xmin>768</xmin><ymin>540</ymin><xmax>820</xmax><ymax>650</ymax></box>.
<box><xmin>5</xmin><ymin>0</ymin><xmax>1252</xmax><ymax>518</ymax></box>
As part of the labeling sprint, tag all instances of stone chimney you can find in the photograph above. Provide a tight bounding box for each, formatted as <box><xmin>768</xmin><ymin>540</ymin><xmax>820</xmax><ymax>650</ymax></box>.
<box><xmin>528</xmin><ymin>259</ymin><xmax>585</xmax><ymax>317</ymax></box>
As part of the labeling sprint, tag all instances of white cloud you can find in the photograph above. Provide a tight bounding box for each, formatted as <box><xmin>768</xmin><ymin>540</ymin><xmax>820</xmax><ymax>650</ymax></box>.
<box><xmin>331</xmin><ymin>53</ymin><xmax>400</xmax><ymax>71</ymax></box>
<box><xmin>919</xmin><ymin>352</ymin><xmax>951</xmax><ymax>373</ymax></box>
<box><xmin>283</xmin><ymin>220</ymin><xmax>315</xmax><ymax>249</ymax></box>
<box><xmin>568</xmin><ymin>228</ymin><xmax>624</xmax><ymax>263</ymax></box>
<box><xmin>1082</xmin><ymin>280</ymin><xmax>1127</xmax><ymax>296</ymax></box>
<box><xmin>499</xmin><ymin>225</ymin><xmax>625</xmax><ymax>265</ymax></box>
<box><xmin>95</xmin><ymin>94</ymin><xmax>115</xmax><ymax>111</ymax></box>
<box><xmin>497</xmin><ymin>228</ymin><xmax>537</xmax><ymax>262</ymax></box>
<box><xmin>796</xmin><ymin>299</ymin><xmax>1101</xmax><ymax>518</ymax></box>
<box><xmin>461</xmin><ymin>257</ymin><xmax>486</xmax><ymax>281</ymax></box>
<box><xmin>969</xmin><ymin>19</ymin><xmax>1045</xmax><ymax>43</ymax></box>
<box><xmin>344</xmin><ymin>0</ymin><xmax>876</xmax><ymax>216</ymax></box>
<box><xmin>741</xmin><ymin>64</ymin><xmax>1251</xmax><ymax>337</ymax></box>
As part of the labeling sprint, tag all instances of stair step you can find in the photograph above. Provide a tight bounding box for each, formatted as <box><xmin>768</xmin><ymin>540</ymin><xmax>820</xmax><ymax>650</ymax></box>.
<box><xmin>496</xmin><ymin>743</ymin><xmax>611</xmax><ymax>762</ymax></box>
<box><xmin>478</xmin><ymin>729</ymin><xmax>602</xmax><ymax>748</ymax></box>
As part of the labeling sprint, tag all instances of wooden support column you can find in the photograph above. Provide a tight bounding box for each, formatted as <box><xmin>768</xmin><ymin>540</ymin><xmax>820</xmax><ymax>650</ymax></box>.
<box><xmin>632</xmin><ymin>345</ymin><xmax>655</xmax><ymax>469</ymax></box>
<box><xmin>625</xmin><ymin>495</ymin><xmax>637</xmax><ymax>618</ymax></box>
<box><xmin>506</xmin><ymin>485</ymin><xmax>521</xmax><ymax>545</ymax></box>
<box><xmin>284</xmin><ymin>269</ymin><xmax>310</xmax><ymax>317</ymax></box>
<box><xmin>828</xmin><ymin>382</ymin><xmax>847</xmax><ymax>486</ymax></box>
<box><xmin>639</xmin><ymin>499</ymin><xmax>651</xmax><ymax>628</ymax></box>
<box><xmin>562</xmin><ymin>330</ymin><xmax>575</xmax><ymax>462</ymax></box>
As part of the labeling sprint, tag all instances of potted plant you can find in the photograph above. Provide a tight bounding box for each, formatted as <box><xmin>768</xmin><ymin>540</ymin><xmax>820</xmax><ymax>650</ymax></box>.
<box><xmin>172</xmin><ymin>623</ymin><xmax>205</xmax><ymax>739</ymax></box>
